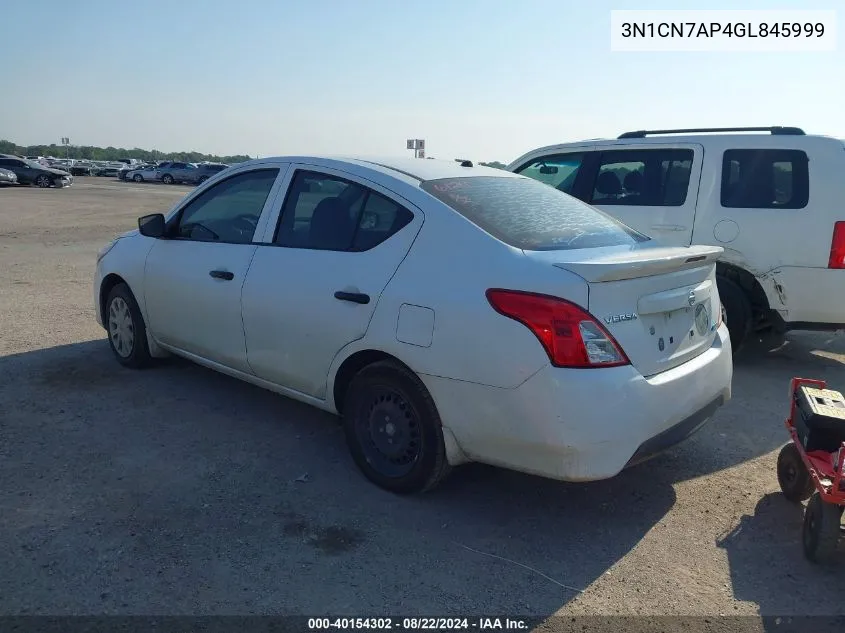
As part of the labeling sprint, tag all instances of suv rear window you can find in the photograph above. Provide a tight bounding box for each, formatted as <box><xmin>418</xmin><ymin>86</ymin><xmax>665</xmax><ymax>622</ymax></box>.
<box><xmin>721</xmin><ymin>149</ymin><xmax>809</xmax><ymax>209</ymax></box>
<box><xmin>420</xmin><ymin>176</ymin><xmax>649</xmax><ymax>251</ymax></box>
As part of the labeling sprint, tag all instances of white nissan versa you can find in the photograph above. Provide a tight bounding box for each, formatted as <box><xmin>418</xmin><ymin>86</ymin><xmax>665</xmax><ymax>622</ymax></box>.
<box><xmin>94</xmin><ymin>156</ymin><xmax>733</xmax><ymax>493</ymax></box>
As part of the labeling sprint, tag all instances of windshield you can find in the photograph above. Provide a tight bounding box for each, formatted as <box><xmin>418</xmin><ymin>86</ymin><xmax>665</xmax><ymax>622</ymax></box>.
<box><xmin>420</xmin><ymin>176</ymin><xmax>650</xmax><ymax>251</ymax></box>
<box><xmin>25</xmin><ymin>159</ymin><xmax>45</xmax><ymax>168</ymax></box>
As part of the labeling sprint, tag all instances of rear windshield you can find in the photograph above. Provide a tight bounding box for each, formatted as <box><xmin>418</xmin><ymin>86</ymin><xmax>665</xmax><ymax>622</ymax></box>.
<box><xmin>420</xmin><ymin>176</ymin><xmax>649</xmax><ymax>251</ymax></box>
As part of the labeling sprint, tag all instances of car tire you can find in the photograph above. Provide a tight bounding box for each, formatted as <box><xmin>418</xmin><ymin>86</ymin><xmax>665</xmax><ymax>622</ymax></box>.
<box><xmin>133</xmin><ymin>174</ymin><xmax>143</xmax><ymax>182</ymax></box>
<box><xmin>716</xmin><ymin>275</ymin><xmax>751</xmax><ymax>353</ymax></box>
<box><xmin>35</xmin><ymin>174</ymin><xmax>53</xmax><ymax>188</ymax></box>
<box><xmin>776</xmin><ymin>443</ymin><xmax>814</xmax><ymax>503</ymax></box>
<box><xmin>802</xmin><ymin>492</ymin><xmax>843</xmax><ymax>564</ymax></box>
<box><xmin>343</xmin><ymin>360</ymin><xmax>452</xmax><ymax>494</ymax></box>
<box><xmin>105</xmin><ymin>283</ymin><xmax>154</xmax><ymax>369</ymax></box>
<box><xmin>161</xmin><ymin>174</ymin><xmax>174</xmax><ymax>184</ymax></box>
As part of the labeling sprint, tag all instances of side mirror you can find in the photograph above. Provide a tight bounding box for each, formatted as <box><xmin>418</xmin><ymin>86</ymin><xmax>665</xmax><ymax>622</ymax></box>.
<box><xmin>138</xmin><ymin>213</ymin><xmax>166</xmax><ymax>238</ymax></box>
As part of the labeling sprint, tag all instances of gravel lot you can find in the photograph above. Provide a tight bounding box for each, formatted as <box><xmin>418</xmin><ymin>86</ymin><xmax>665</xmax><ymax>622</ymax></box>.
<box><xmin>1</xmin><ymin>178</ymin><xmax>844</xmax><ymax>620</ymax></box>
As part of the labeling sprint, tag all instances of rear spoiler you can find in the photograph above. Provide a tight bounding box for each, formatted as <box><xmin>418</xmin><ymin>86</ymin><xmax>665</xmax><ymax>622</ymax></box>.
<box><xmin>552</xmin><ymin>245</ymin><xmax>724</xmax><ymax>283</ymax></box>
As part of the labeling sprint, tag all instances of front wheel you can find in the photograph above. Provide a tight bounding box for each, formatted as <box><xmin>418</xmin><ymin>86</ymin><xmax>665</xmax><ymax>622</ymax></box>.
<box><xmin>35</xmin><ymin>174</ymin><xmax>52</xmax><ymax>188</ymax></box>
<box><xmin>777</xmin><ymin>443</ymin><xmax>815</xmax><ymax>502</ymax></box>
<box><xmin>133</xmin><ymin>174</ymin><xmax>143</xmax><ymax>182</ymax></box>
<box><xmin>105</xmin><ymin>283</ymin><xmax>153</xmax><ymax>369</ymax></box>
<box><xmin>343</xmin><ymin>360</ymin><xmax>451</xmax><ymax>494</ymax></box>
<box><xmin>802</xmin><ymin>493</ymin><xmax>843</xmax><ymax>564</ymax></box>
<box><xmin>161</xmin><ymin>174</ymin><xmax>174</xmax><ymax>184</ymax></box>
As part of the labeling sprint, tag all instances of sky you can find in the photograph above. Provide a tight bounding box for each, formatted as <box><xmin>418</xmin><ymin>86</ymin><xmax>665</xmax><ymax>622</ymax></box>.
<box><xmin>1</xmin><ymin>0</ymin><xmax>842</xmax><ymax>163</ymax></box>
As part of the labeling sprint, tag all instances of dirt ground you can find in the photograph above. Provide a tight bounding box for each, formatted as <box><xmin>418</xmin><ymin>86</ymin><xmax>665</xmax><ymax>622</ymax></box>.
<box><xmin>0</xmin><ymin>178</ymin><xmax>843</xmax><ymax>622</ymax></box>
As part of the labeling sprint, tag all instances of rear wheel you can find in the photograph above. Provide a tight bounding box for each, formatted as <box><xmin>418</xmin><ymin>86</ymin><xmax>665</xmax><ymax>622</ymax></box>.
<box><xmin>777</xmin><ymin>443</ymin><xmax>814</xmax><ymax>502</ymax></box>
<box><xmin>802</xmin><ymin>493</ymin><xmax>843</xmax><ymax>563</ymax></box>
<box><xmin>716</xmin><ymin>275</ymin><xmax>751</xmax><ymax>353</ymax></box>
<box><xmin>161</xmin><ymin>173</ymin><xmax>174</xmax><ymax>184</ymax></box>
<box><xmin>35</xmin><ymin>174</ymin><xmax>52</xmax><ymax>188</ymax></box>
<box><xmin>343</xmin><ymin>360</ymin><xmax>451</xmax><ymax>494</ymax></box>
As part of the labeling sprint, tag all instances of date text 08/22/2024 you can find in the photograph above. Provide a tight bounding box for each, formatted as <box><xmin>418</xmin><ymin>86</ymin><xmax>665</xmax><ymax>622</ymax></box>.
<box><xmin>307</xmin><ymin>617</ymin><xmax>529</xmax><ymax>630</ymax></box>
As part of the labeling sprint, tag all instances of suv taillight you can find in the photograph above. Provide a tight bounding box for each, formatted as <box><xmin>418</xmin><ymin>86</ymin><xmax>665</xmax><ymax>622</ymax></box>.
<box><xmin>486</xmin><ymin>289</ymin><xmax>630</xmax><ymax>368</ymax></box>
<box><xmin>829</xmin><ymin>222</ymin><xmax>845</xmax><ymax>269</ymax></box>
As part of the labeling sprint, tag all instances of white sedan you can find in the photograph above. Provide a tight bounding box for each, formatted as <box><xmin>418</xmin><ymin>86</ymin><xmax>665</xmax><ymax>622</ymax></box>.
<box><xmin>125</xmin><ymin>166</ymin><xmax>159</xmax><ymax>183</ymax></box>
<box><xmin>94</xmin><ymin>156</ymin><xmax>733</xmax><ymax>493</ymax></box>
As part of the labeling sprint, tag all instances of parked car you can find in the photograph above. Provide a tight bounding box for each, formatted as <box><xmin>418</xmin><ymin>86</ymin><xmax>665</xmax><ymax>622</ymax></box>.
<box><xmin>508</xmin><ymin>126</ymin><xmax>845</xmax><ymax>351</ymax></box>
<box><xmin>94</xmin><ymin>156</ymin><xmax>732</xmax><ymax>494</ymax></box>
<box><xmin>93</xmin><ymin>163</ymin><xmax>125</xmax><ymax>177</ymax></box>
<box><xmin>118</xmin><ymin>163</ymin><xmax>155</xmax><ymax>181</ymax></box>
<box><xmin>0</xmin><ymin>167</ymin><xmax>18</xmax><ymax>185</ymax></box>
<box><xmin>0</xmin><ymin>154</ymin><xmax>73</xmax><ymax>187</ymax></box>
<box><xmin>155</xmin><ymin>161</ymin><xmax>199</xmax><ymax>184</ymax></box>
<box><xmin>125</xmin><ymin>165</ymin><xmax>160</xmax><ymax>183</ymax></box>
<box><xmin>193</xmin><ymin>163</ymin><xmax>229</xmax><ymax>184</ymax></box>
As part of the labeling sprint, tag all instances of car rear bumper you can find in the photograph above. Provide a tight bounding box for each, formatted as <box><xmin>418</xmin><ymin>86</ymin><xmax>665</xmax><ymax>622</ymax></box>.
<box><xmin>421</xmin><ymin>324</ymin><xmax>733</xmax><ymax>481</ymax></box>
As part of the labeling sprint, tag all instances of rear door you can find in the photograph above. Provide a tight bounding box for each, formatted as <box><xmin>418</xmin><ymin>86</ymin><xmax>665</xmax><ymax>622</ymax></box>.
<box><xmin>241</xmin><ymin>165</ymin><xmax>423</xmax><ymax>399</ymax></box>
<box><xmin>581</xmin><ymin>145</ymin><xmax>703</xmax><ymax>246</ymax></box>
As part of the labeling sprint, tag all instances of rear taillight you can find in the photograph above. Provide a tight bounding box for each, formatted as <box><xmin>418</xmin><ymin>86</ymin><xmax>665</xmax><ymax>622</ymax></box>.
<box><xmin>486</xmin><ymin>289</ymin><xmax>629</xmax><ymax>368</ymax></box>
<box><xmin>828</xmin><ymin>222</ymin><xmax>845</xmax><ymax>269</ymax></box>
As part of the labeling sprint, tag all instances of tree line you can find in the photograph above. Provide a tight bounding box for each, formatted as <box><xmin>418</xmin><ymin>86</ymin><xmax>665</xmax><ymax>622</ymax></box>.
<box><xmin>0</xmin><ymin>139</ymin><xmax>251</xmax><ymax>164</ymax></box>
<box><xmin>0</xmin><ymin>139</ymin><xmax>508</xmax><ymax>168</ymax></box>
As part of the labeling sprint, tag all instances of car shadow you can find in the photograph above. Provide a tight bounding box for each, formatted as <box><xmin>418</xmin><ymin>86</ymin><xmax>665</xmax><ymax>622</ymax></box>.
<box><xmin>0</xmin><ymin>339</ymin><xmax>678</xmax><ymax>616</ymax></box>
<box><xmin>2</xmin><ymin>334</ymin><xmax>843</xmax><ymax>616</ymax></box>
<box><xmin>717</xmin><ymin>492</ymin><xmax>845</xmax><ymax>621</ymax></box>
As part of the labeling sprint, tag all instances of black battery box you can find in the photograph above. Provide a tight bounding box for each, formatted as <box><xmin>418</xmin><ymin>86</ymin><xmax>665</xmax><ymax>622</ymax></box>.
<box><xmin>794</xmin><ymin>386</ymin><xmax>845</xmax><ymax>452</ymax></box>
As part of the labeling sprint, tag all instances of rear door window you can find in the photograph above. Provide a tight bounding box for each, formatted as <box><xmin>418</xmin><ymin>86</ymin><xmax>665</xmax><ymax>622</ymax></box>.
<box><xmin>420</xmin><ymin>176</ymin><xmax>649</xmax><ymax>251</ymax></box>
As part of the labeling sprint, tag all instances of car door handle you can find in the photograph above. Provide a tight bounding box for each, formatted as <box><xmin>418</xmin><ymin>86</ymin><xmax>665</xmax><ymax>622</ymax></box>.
<box><xmin>209</xmin><ymin>270</ymin><xmax>234</xmax><ymax>280</ymax></box>
<box><xmin>334</xmin><ymin>291</ymin><xmax>370</xmax><ymax>305</ymax></box>
<box><xmin>650</xmin><ymin>224</ymin><xmax>686</xmax><ymax>232</ymax></box>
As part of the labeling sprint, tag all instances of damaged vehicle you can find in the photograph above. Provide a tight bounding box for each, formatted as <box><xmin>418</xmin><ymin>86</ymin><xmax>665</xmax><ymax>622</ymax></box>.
<box><xmin>510</xmin><ymin>126</ymin><xmax>845</xmax><ymax>352</ymax></box>
<box><xmin>94</xmin><ymin>157</ymin><xmax>732</xmax><ymax>493</ymax></box>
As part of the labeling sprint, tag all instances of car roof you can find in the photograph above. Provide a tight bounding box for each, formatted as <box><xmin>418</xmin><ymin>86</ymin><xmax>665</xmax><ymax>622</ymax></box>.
<box><xmin>508</xmin><ymin>131</ymin><xmax>845</xmax><ymax>170</ymax></box>
<box><xmin>234</xmin><ymin>155</ymin><xmax>522</xmax><ymax>185</ymax></box>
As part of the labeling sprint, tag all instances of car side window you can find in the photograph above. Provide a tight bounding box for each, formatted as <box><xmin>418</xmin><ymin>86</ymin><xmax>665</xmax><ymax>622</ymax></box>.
<box><xmin>173</xmin><ymin>168</ymin><xmax>279</xmax><ymax>243</ymax></box>
<box><xmin>589</xmin><ymin>149</ymin><xmax>693</xmax><ymax>207</ymax></box>
<box><xmin>352</xmin><ymin>191</ymin><xmax>414</xmax><ymax>251</ymax></box>
<box><xmin>721</xmin><ymin>149</ymin><xmax>809</xmax><ymax>209</ymax></box>
<box><xmin>513</xmin><ymin>153</ymin><xmax>584</xmax><ymax>194</ymax></box>
<box><xmin>273</xmin><ymin>170</ymin><xmax>413</xmax><ymax>251</ymax></box>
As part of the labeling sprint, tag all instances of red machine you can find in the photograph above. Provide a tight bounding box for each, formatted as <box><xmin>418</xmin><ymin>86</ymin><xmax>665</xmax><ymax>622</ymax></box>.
<box><xmin>777</xmin><ymin>378</ymin><xmax>845</xmax><ymax>563</ymax></box>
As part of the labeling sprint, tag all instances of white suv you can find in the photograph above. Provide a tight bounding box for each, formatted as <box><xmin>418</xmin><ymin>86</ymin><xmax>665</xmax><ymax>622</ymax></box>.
<box><xmin>509</xmin><ymin>127</ymin><xmax>845</xmax><ymax>351</ymax></box>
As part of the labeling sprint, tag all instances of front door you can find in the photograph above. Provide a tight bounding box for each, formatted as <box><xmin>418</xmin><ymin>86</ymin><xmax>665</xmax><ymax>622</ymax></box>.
<box><xmin>241</xmin><ymin>166</ymin><xmax>422</xmax><ymax>398</ymax></box>
<box><xmin>143</xmin><ymin>166</ymin><xmax>283</xmax><ymax>372</ymax></box>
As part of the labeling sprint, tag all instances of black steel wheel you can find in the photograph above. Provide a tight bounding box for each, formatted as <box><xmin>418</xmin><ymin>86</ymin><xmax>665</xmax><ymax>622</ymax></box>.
<box><xmin>343</xmin><ymin>360</ymin><xmax>451</xmax><ymax>494</ymax></box>
<box><xmin>802</xmin><ymin>492</ymin><xmax>842</xmax><ymax>564</ymax></box>
<box><xmin>777</xmin><ymin>443</ymin><xmax>815</xmax><ymax>503</ymax></box>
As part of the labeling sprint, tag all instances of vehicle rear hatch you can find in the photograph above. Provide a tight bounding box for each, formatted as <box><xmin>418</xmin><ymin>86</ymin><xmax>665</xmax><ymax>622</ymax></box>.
<box><xmin>527</xmin><ymin>244</ymin><xmax>724</xmax><ymax>377</ymax></box>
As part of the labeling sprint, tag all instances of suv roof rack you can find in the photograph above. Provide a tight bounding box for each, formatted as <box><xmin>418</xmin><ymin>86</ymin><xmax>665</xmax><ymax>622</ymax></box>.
<box><xmin>617</xmin><ymin>126</ymin><xmax>806</xmax><ymax>139</ymax></box>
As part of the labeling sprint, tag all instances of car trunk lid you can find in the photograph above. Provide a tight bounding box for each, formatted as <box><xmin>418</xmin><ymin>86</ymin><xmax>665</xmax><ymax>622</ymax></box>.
<box><xmin>528</xmin><ymin>244</ymin><xmax>724</xmax><ymax>376</ymax></box>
